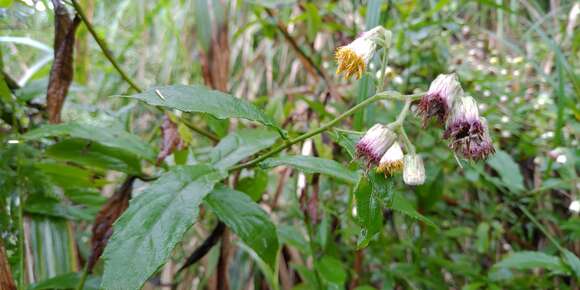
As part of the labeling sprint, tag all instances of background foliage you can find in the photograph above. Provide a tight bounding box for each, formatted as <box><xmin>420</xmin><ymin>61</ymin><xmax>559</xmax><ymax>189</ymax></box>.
<box><xmin>0</xmin><ymin>0</ymin><xmax>578</xmax><ymax>289</ymax></box>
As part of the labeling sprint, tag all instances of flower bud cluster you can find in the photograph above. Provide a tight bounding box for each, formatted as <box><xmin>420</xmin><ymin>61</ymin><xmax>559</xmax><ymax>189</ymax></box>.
<box><xmin>356</xmin><ymin>125</ymin><xmax>425</xmax><ymax>185</ymax></box>
<box><xmin>336</xmin><ymin>27</ymin><xmax>495</xmax><ymax>186</ymax></box>
<box><xmin>419</xmin><ymin>73</ymin><xmax>496</xmax><ymax>160</ymax></box>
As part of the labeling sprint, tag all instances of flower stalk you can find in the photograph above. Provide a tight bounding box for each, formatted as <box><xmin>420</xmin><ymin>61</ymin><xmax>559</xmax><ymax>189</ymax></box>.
<box><xmin>229</xmin><ymin>91</ymin><xmax>423</xmax><ymax>172</ymax></box>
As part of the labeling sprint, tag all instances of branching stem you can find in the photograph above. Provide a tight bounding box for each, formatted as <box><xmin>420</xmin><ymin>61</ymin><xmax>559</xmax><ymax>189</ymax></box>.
<box><xmin>229</xmin><ymin>92</ymin><xmax>424</xmax><ymax>172</ymax></box>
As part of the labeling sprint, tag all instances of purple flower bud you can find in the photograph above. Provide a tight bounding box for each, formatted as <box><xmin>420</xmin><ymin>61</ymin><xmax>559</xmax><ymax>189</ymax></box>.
<box><xmin>356</xmin><ymin>124</ymin><xmax>397</xmax><ymax>165</ymax></box>
<box><xmin>376</xmin><ymin>142</ymin><xmax>404</xmax><ymax>175</ymax></box>
<box><xmin>444</xmin><ymin>96</ymin><xmax>482</xmax><ymax>140</ymax></box>
<box><xmin>445</xmin><ymin>97</ymin><xmax>495</xmax><ymax>160</ymax></box>
<box><xmin>403</xmin><ymin>154</ymin><xmax>426</xmax><ymax>185</ymax></box>
<box><xmin>418</xmin><ymin>73</ymin><xmax>463</xmax><ymax>125</ymax></box>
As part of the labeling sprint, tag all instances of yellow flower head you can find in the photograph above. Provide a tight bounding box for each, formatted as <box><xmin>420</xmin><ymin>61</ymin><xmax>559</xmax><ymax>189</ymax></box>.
<box><xmin>376</xmin><ymin>142</ymin><xmax>404</xmax><ymax>175</ymax></box>
<box><xmin>335</xmin><ymin>26</ymin><xmax>385</xmax><ymax>79</ymax></box>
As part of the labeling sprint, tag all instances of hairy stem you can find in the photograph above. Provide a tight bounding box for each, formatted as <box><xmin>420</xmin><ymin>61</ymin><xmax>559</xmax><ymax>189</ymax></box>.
<box><xmin>376</xmin><ymin>47</ymin><xmax>389</xmax><ymax>92</ymax></box>
<box><xmin>391</xmin><ymin>99</ymin><xmax>416</xmax><ymax>154</ymax></box>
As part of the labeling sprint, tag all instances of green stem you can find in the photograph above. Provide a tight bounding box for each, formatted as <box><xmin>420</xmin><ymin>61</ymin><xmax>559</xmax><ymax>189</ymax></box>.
<box><xmin>181</xmin><ymin>117</ymin><xmax>220</xmax><ymax>142</ymax></box>
<box><xmin>399</xmin><ymin>126</ymin><xmax>415</xmax><ymax>155</ymax></box>
<box><xmin>377</xmin><ymin>47</ymin><xmax>389</xmax><ymax>92</ymax></box>
<box><xmin>229</xmin><ymin>92</ymin><xmax>423</xmax><ymax>172</ymax></box>
<box><xmin>75</xmin><ymin>266</ymin><xmax>89</xmax><ymax>290</ymax></box>
<box><xmin>518</xmin><ymin>205</ymin><xmax>565</xmax><ymax>252</ymax></box>
<box><xmin>304</xmin><ymin>221</ymin><xmax>323</xmax><ymax>290</ymax></box>
<box><xmin>391</xmin><ymin>98</ymin><xmax>412</xmax><ymax>127</ymax></box>
<box><xmin>391</xmin><ymin>99</ymin><xmax>416</xmax><ymax>154</ymax></box>
<box><xmin>332</xmin><ymin>128</ymin><xmax>364</xmax><ymax>135</ymax></box>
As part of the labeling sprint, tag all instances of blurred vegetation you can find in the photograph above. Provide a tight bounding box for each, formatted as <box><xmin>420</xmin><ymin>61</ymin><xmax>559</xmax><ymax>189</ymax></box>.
<box><xmin>0</xmin><ymin>0</ymin><xmax>578</xmax><ymax>289</ymax></box>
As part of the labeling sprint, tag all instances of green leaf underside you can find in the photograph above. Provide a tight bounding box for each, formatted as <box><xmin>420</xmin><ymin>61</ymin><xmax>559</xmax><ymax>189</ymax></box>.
<box><xmin>100</xmin><ymin>165</ymin><xmax>224</xmax><ymax>290</ymax></box>
<box><xmin>24</xmin><ymin>122</ymin><xmax>156</xmax><ymax>161</ymax></box>
<box><xmin>123</xmin><ymin>85</ymin><xmax>280</xmax><ymax>130</ymax></box>
<box><xmin>210</xmin><ymin>128</ymin><xmax>278</xmax><ymax>169</ymax></box>
<box><xmin>493</xmin><ymin>251</ymin><xmax>569</xmax><ymax>274</ymax></box>
<box><xmin>260</xmin><ymin>155</ymin><xmax>359</xmax><ymax>184</ymax></box>
<box><xmin>204</xmin><ymin>186</ymin><xmax>279</xmax><ymax>268</ymax></box>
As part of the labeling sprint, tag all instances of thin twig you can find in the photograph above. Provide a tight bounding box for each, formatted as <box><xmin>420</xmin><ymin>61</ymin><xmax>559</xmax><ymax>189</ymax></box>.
<box><xmin>71</xmin><ymin>0</ymin><xmax>141</xmax><ymax>92</ymax></box>
<box><xmin>518</xmin><ymin>205</ymin><xmax>565</xmax><ymax>252</ymax></box>
<box><xmin>264</xmin><ymin>8</ymin><xmax>339</xmax><ymax>100</ymax></box>
<box><xmin>181</xmin><ymin>118</ymin><xmax>220</xmax><ymax>143</ymax></box>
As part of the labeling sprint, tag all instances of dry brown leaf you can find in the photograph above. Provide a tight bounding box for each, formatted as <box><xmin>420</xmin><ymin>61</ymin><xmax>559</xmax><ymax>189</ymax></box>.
<box><xmin>156</xmin><ymin>115</ymin><xmax>185</xmax><ymax>165</ymax></box>
<box><xmin>47</xmin><ymin>0</ymin><xmax>80</xmax><ymax>124</ymax></box>
<box><xmin>87</xmin><ymin>176</ymin><xmax>135</xmax><ymax>272</ymax></box>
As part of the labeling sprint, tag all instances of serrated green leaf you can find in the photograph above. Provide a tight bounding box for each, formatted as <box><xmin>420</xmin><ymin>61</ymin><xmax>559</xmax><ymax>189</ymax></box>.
<box><xmin>101</xmin><ymin>165</ymin><xmax>223</xmax><ymax>290</ymax></box>
<box><xmin>123</xmin><ymin>85</ymin><xmax>283</xmax><ymax>134</ymax></box>
<box><xmin>204</xmin><ymin>186</ymin><xmax>279</xmax><ymax>268</ymax></box>
<box><xmin>46</xmin><ymin>138</ymin><xmax>142</xmax><ymax>174</ymax></box>
<box><xmin>486</xmin><ymin>150</ymin><xmax>525</xmax><ymax>193</ymax></box>
<box><xmin>331</xmin><ymin>130</ymin><xmax>359</xmax><ymax>159</ymax></box>
<box><xmin>391</xmin><ymin>194</ymin><xmax>438</xmax><ymax>229</ymax></box>
<box><xmin>260</xmin><ymin>155</ymin><xmax>359</xmax><ymax>184</ymax></box>
<box><xmin>24</xmin><ymin>122</ymin><xmax>156</xmax><ymax>161</ymax></box>
<box><xmin>355</xmin><ymin>177</ymin><xmax>382</xmax><ymax>248</ymax></box>
<box><xmin>368</xmin><ymin>170</ymin><xmax>394</xmax><ymax>203</ymax></box>
<box><xmin>493</xmin><ymin>251</ymin><xmax>569</xmax><ymax>274</ymax></box>
<box><xmin>210</xmin><ymin>128</ymin><xmax>278</xmax><ymax>169</ymax></box>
